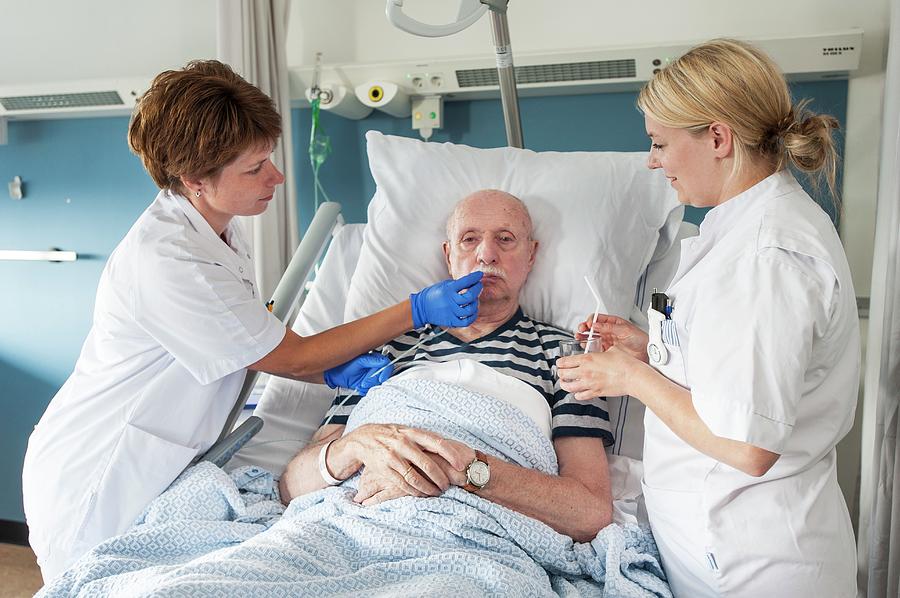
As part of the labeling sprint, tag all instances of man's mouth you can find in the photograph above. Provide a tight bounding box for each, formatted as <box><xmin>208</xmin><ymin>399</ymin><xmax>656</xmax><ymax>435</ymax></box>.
<box><xmin>480</xmin><ymin>272</ymin><xmax>505</xmax><ymax>284</ymax></box>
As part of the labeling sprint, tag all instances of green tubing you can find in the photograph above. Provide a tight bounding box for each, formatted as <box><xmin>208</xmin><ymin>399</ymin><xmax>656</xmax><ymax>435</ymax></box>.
<box><xmin>308</xmin><ymin>97</ymin><xmax>332</xmax><ymax>210</ymax></box>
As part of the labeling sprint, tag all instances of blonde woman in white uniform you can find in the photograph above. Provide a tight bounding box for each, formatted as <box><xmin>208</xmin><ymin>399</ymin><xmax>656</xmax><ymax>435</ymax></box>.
<box><xmin>22</xmin><ymin>60</ymin><xmax>482</xmax><ymax>581</ymax></box>
<box><xmin>557</xmin><ymin>39</ymin><xmax>858</xmax><ymax>597</ymax></box>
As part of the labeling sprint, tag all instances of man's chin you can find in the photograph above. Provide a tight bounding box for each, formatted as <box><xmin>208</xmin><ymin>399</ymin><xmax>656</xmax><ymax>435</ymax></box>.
<box><xmin>477</xmin><ymin>292</ymin><xmax>513</xmax><ymax>309</ymax></box>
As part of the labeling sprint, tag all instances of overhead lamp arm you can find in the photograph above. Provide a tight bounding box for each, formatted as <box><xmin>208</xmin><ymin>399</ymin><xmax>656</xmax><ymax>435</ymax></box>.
<box><xmin>386</xmin><ymin>0</ymin><xmax>523</xmax><ymax>149</ymax></box>
<box><xmin>385</xmin><ymin>0</ymin><xmax>488</xmax><ymax>38</ymax></box>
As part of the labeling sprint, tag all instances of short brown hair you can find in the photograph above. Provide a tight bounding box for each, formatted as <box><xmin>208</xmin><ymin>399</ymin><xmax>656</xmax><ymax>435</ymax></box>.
<box><xmin>128</xmin><ymin>60</ymin><xmax>282</xmax><ymax>195</ymax></box>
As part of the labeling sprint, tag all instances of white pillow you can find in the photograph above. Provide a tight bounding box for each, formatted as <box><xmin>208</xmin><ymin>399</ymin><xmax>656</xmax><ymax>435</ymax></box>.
<box><xmin>345</xmin><ymin>132</ymin><xmax>681</xmax><ymax>331</ymax></box>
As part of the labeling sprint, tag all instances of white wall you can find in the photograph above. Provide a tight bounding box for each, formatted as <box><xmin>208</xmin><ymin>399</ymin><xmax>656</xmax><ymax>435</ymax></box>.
<box><xmin>0</xmin><ymin>0</ymin><xmax>218</xmax><ymax>85</ymax></box>
<box><xmin>288</xmin><ymin>0</ymin><xmax>887</xmax><ymax>301</ymax></box>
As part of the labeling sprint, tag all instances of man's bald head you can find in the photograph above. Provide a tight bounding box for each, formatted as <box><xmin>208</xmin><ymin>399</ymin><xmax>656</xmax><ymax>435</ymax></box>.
<box><xmin>445</xmin><ymin>189</ymin><xmax>533</xmax><ymax>243</ymax></box>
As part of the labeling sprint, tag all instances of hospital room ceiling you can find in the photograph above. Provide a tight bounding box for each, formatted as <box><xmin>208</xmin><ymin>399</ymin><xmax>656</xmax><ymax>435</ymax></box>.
<box><xmin>0</xmin><ymin>0</ymin><xmax>217</xmax><ymax>87</ymax></box>
<box><xmin>0</xmin><ymin>0</ymin><xmax>887</xmax><ymax>89</ymax></box>
<box><xmin>285</xmin><ymin>0</ymin><xmax>886</xmax><ymax>78</ymax></box>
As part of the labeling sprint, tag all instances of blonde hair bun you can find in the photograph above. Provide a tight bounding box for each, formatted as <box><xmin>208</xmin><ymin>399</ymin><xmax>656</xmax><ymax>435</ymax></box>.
<box><xmin>782</xmin><ymin>106</ymin><xmax>840</xmax><ymax>174</ymax></box>
<box><xmin>638</xmin><ymin>39</ymin><xmax>840</xmax><ymax>205</ymax></box>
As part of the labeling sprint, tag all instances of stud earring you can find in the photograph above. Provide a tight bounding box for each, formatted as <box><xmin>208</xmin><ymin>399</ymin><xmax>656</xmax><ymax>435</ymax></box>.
<box><xmin>195</xmin><ymin>191</ymin><xmax>201</xmax><ymax>198</ymax></box>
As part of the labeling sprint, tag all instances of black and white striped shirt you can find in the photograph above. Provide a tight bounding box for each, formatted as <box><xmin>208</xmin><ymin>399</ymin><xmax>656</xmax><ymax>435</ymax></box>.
<box><xmin>323</xmin><ymin>308</ymin><xmax>613</xmax><ymax>444</ymax></box>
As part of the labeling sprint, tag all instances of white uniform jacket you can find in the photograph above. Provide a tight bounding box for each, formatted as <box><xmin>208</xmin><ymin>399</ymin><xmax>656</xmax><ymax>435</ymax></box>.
<box><xmin>22</xmin><ymin>190</ymin><xmax>286</xmax><ymax>580</ymax></box>
<box><xmin>642</xmin><ymin>171</ymin><xmax>859</xmax><ymax>597</ymax></box>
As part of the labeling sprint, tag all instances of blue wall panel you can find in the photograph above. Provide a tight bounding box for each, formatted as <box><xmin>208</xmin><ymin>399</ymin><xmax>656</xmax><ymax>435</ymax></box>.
<box><xmin>293</xmin><ymin>80</ymin><xmax>848</xmax><ymax>230</ymax></box>
<box><xmin>0</xmin><ymin>80</ymin><xmax>847</xmax><ymax>523</ymax></box>
<box><xmin>0</xmin><ymin>117</ymin><xmax>157</xmax><ymax>521</ymax></box>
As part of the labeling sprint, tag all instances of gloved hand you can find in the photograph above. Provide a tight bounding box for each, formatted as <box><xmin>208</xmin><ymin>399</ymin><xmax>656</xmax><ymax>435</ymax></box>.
<box><xmin>324</xmin><ymin>353</ymin><xmax>394</xmax><ymax>396</ymax></box>
<box><xmin>409</xmin><ymin>271</ymin><xmax>484</xmax><ymax>329</ymax></box>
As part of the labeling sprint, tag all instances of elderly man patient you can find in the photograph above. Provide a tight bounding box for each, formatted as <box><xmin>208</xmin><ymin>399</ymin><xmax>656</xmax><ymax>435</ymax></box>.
<box><xmin>279</xmin><ymin>189</ymin><xmax>614</xmax><ymax>541</ymax></box>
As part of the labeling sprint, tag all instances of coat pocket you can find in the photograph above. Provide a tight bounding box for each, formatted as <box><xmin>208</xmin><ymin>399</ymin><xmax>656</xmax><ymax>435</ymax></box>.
<box><xmin>72</xmin><ymin>424</ymin><xmax>198</xmax><ymax>555</ymax></box>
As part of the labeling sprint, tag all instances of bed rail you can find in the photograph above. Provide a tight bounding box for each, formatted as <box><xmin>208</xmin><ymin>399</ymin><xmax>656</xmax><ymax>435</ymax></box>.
<box><xmin>200</xmin><ymin>201</ymin><xmax>344</xmax><ymax>461</ymax></box>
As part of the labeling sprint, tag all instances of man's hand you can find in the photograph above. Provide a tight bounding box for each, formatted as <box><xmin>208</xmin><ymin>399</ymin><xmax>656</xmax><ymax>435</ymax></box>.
<box><xmin>357</xmin><ymin>437</ymin><xmax>476</xmax><ymax>506</ymax></box>
<box><xmin>576</xmin><ymin>313</ymin><xmax>649</xmax><ymax>362</ymax></box>
<box><xmin>339</xmin><ymin>424</ymin><xmax>471</xmax><ymax>505</ymax></box>
<box><xmin>424</xmin><ymin>438</ymin><xmax>478</xmax><ymax>488</ymax></box>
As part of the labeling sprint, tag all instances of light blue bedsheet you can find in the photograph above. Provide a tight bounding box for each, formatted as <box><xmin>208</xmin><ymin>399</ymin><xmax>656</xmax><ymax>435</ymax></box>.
<box><xmin>40</xmin><ymin>378</ymin><xmax>671</xmax><ymax>597</ymax></box>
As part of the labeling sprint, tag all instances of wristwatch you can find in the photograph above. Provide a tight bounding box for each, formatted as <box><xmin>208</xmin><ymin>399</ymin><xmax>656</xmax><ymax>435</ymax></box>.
<box><xmin>463</xmin><ymin>450</ymin><xmax>490</xmax><ymax>492</ymax></box>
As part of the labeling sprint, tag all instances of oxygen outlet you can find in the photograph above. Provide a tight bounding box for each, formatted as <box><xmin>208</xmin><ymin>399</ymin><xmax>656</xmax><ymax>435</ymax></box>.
<box><xmin>368</xmin><ymin>85</ymin><xmax>384</xmax><ymax>103</ymax></box>
<box><xmin>355</xmin><ymin>82</ymin><xmax>411</xmax><ymax>118</ymax></box>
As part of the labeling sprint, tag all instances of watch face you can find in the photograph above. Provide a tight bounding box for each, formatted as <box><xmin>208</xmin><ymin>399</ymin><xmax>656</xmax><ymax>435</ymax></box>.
<box><xmin>468</xmin><ymin>460</ymin><xmax>490</xmax><ymax>487</ymax></box>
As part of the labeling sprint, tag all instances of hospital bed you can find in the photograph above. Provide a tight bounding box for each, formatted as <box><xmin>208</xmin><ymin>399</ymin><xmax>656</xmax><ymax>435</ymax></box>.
<box><xmin>42</xmin><ymin>132</ymin><xmax>694</xmax><ymax>596</ymax></box>
<box><xmin>229</xmin><ymin>131</ymin><xmax>696</xmax><ymax>516</ymax></box>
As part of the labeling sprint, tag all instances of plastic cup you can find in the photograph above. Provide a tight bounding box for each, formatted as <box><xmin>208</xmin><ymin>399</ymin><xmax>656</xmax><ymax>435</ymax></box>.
<box><xmin>558</xmin><ymin>338</ymin><xmax>602</xmax><ymax>358</ymax></box>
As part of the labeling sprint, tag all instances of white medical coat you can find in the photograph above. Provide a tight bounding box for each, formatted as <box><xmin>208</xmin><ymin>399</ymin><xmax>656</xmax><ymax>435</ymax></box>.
<box><xmin>22</xmin><ymin>190</ymin><xmax>286</xmax><ymax>580</ymax></box>
<box><xmin>642</xmin><ymin>171</ymin><xmax>859</xmax><ymax>597</ymax></box>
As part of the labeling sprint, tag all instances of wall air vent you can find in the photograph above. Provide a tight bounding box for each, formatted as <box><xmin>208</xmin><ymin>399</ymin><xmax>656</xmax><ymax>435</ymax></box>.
<box><xmin>0</xmin><ymin>79</ymin><xmax>147</xmax><ymax>123</ymax></box>
<box><xmin>456</xmin><ymin>59</ymin><xmax>637</xmax><ymax>88</ymax></box>
<box><xmin>0</xmin><ymin>91</ymin><xmax>124</xmax><ymax>111</ymax></box>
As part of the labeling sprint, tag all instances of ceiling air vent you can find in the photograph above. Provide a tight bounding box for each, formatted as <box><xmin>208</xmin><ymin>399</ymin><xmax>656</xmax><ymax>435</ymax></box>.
<box><xmin>0</xmin><ymin>91</ymin><xmax>124</xmax><ymax>111</ymax></box>
<box><xmin>456</xmin><ymin>59</ymin><xmax>637</xmax><ymax>88</ymax></box>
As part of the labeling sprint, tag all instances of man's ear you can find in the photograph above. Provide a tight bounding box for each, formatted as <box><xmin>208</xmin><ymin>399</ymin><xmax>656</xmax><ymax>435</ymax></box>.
<box><xmin>527</xmin><ymin>240</ymin><xmax>538</xmax><ymax>270</ymax></box>
<box><xmin>709</xmin><ymin>122</ymin><xmax>734</xmax><ymax>159</ymax></box>
<box><xmin>442</xmin><ymin>241</ymin><xmax>452</xmax><ymax>275</ymax></box>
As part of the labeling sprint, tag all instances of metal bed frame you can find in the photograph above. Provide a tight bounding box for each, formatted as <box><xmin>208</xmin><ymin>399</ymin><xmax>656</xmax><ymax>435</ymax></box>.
<box><xmin>198</xmin><ymin>201</ymin><xmax>344</xmax><ymax>466</ymax></box>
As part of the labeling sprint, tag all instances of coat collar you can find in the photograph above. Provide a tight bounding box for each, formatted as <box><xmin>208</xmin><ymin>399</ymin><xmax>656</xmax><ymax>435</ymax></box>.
<box><xmin>698</xmin><ymin>169</ymin><xmax>801</xmax><ymax>241</ymax></box>
<box><xmin>165</xmin><ymin>190</ymin><xmax>251</xmax><ymax>261</ymax></box>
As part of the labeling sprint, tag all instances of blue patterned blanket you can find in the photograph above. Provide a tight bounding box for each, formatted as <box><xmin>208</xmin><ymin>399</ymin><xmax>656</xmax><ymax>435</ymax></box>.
<box><xmin>40</xmin><ymin>378</ymin><xmax>670</xmax><ymax>597</ymax></box>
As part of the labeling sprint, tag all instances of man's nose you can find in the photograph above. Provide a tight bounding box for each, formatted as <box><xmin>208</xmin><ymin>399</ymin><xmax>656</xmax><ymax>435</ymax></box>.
<box><xmin>477</xmin><ymin>239</ymin><xmax>499</xmax><ymax>264</ymax></box>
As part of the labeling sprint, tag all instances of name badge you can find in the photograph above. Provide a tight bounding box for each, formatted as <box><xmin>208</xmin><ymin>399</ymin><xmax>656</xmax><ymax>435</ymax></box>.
<box><xmin>647</xmin><ymin>307</ymin><xmax>669</xmax><ymax>365</ymax></box>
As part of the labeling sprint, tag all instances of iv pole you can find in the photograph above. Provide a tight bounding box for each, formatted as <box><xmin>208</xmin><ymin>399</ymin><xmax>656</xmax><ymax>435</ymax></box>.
<box><xmin>486</xmin><ymin>1</ymin><xmax>523</xmax><ymax>149</ymax></box>
<box><xmin>386</xmin><ymin>0</ymin><xmax>524</xmax><ymax>149</ymax></box>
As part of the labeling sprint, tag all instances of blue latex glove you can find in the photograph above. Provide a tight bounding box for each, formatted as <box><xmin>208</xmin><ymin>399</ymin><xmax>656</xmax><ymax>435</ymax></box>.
<box><xmin>323</xmin><ymin>353</ymin><xmax>394</xmax><ymax>396</ymax></box>
<box><xmin>409</xmin><ymin>271</ymin><xmax>484</xmax><ymax>329</ymax></box>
